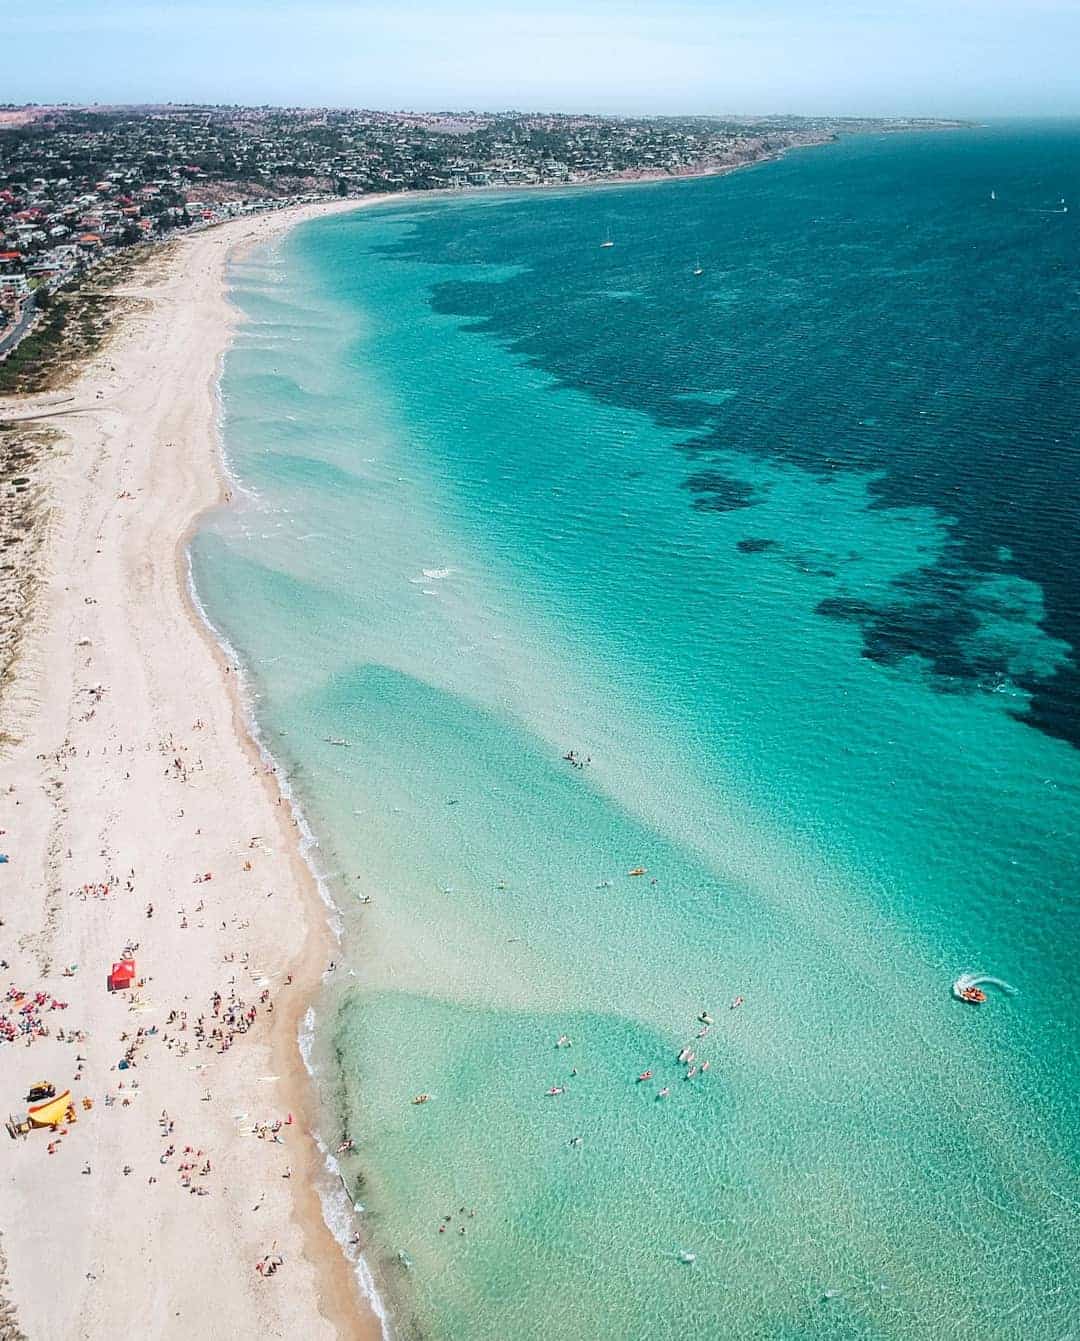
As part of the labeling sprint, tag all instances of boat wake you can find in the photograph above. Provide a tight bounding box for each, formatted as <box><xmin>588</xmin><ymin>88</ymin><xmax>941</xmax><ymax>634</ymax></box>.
<box><xmin>953</xmin><ymin>972</ymin><xmax>1017</xmax><ymax>1000</ymax></box>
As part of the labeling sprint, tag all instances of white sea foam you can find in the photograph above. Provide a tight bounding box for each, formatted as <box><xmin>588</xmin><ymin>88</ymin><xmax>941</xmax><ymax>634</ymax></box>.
<box><xmin>299</xmin><ymin>1014</ymin><xmax>394</xmax><ymax>1340</ymax></box>
<box><xmin>298</xmin><ymin>1006</ymin><xmax>317</xmax><ymax>1071</ymax></box>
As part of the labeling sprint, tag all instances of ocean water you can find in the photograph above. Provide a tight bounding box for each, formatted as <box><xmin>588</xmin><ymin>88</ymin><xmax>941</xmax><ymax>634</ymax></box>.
<box><xmin>192</xmin><ymin>124</ymin><xmax>1080</xmax><ymax>1340</ymax></box>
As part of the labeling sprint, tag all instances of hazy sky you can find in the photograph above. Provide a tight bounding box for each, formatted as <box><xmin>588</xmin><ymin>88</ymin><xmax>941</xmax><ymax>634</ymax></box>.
<box><xmin>6</xmin><ymin>0</ymin><xmax>1079</xmax><ymax>117</ymax></box>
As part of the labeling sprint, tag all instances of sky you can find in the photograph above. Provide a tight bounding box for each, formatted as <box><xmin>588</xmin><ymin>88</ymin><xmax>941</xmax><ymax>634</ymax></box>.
<box><xmin>5</xmin><ymin>0</ymin><xmax>1080</xmax><ymax>118</ymax></box>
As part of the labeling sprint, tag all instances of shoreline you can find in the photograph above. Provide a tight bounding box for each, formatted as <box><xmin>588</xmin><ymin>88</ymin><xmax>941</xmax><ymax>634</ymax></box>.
<box><xmin>174</xmin><ymin>198</ymin><xmax>389</xmax><ymax>1336</ymax></box>
<box><xmin>0</xmin><ymin>195</ymin><xmax>391</xmax><ymax>1340</ymax></box>
<box><xmin>178</xmin><ymin>527</ymin><xmax>391</xmax><ymax>1334</ymax></box>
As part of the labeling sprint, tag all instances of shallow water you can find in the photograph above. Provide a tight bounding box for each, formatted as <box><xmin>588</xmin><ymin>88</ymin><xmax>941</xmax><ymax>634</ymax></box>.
<box><xmin>193</xmin><ymin>124</ymin><xmax>1080</xmax><ymax>1339</ymax></box>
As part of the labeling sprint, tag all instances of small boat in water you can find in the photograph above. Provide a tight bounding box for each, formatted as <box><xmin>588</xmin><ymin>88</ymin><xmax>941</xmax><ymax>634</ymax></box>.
<box><xmin>628</xmin><ymin>866</ymin><xmax>647</xmax><ymax>877</ymax></box>
<box><xmin>325</xmin><ymin>736</ymin><xmax>350</xmax><ymax>747</ymax></box>
<box><xmin>953</xmin><ymin>971</ymin><xmax>1016</xmax><ymax>1004</ymax></box>
<box><xmin>412</xmin><ymin>1093</ymin><xmax>430</xmax><ymax>1105</ymax></box>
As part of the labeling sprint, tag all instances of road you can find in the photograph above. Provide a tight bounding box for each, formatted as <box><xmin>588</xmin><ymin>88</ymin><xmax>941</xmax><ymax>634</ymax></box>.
<box><xmin>0</xmin><ymin>300</ymin><xmax>38</xmax><ymax>360</ymax></box>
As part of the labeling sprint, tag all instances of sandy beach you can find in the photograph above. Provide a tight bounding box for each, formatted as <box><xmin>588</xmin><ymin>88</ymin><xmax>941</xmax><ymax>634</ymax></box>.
<box><xmin>0</xmin><ymin>198</ymin><xmax>387</xmax><ymax>1340</ymax></box>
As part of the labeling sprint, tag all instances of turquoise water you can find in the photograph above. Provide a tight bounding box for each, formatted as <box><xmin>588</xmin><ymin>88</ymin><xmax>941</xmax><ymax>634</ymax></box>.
<box><xmin>193</xmin><ymin>125</ymin><xmax>1080</xmax><ymax>1339</ymax></box>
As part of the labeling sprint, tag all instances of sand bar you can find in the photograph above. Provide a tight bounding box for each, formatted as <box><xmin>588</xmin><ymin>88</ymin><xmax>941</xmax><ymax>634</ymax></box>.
<box><xmin>0</xmin><ymin>199</ymin><xmax>388</xmax><ymax>1339</ymax></box>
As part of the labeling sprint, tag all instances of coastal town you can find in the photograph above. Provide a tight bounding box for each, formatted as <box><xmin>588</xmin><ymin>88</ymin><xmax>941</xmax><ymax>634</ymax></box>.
<box><xmin>0</xmin><ymin>104</ymin><xmax>963</xmax><ymax>366</ymax></box>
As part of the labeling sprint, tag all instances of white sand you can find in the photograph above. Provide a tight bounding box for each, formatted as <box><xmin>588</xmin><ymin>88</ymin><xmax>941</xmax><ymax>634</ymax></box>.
<box><xmin>0</xmin><ymin>200</ymin><xmax>390</xmax><ymax>1339</ymax></box>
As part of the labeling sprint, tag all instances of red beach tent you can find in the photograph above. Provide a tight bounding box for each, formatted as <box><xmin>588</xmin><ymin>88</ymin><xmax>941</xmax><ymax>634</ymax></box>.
<box><xmin>107</xmin><ymin>959</ymin><xmax>136</xmax><ymax>991</ymax></box>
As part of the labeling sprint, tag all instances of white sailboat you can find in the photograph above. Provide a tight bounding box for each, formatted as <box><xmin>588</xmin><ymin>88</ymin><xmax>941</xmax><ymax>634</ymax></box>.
<box><xmin>990</xmin><ymin>189</ymin><xmax>996</xmax><ymax>201</ymax></box>
<box><xmin>692</xmin><ymin>258</ymin><xmax>704</xmax><ymax>276</ymax></box>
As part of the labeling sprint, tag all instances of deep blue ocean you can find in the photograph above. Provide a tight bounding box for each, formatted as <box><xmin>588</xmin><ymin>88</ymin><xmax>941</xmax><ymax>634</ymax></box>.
<box><xmin>193</xmin><ymin>123</ymin><xmax>1080</xmax><ymax>1339</ymax></box>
